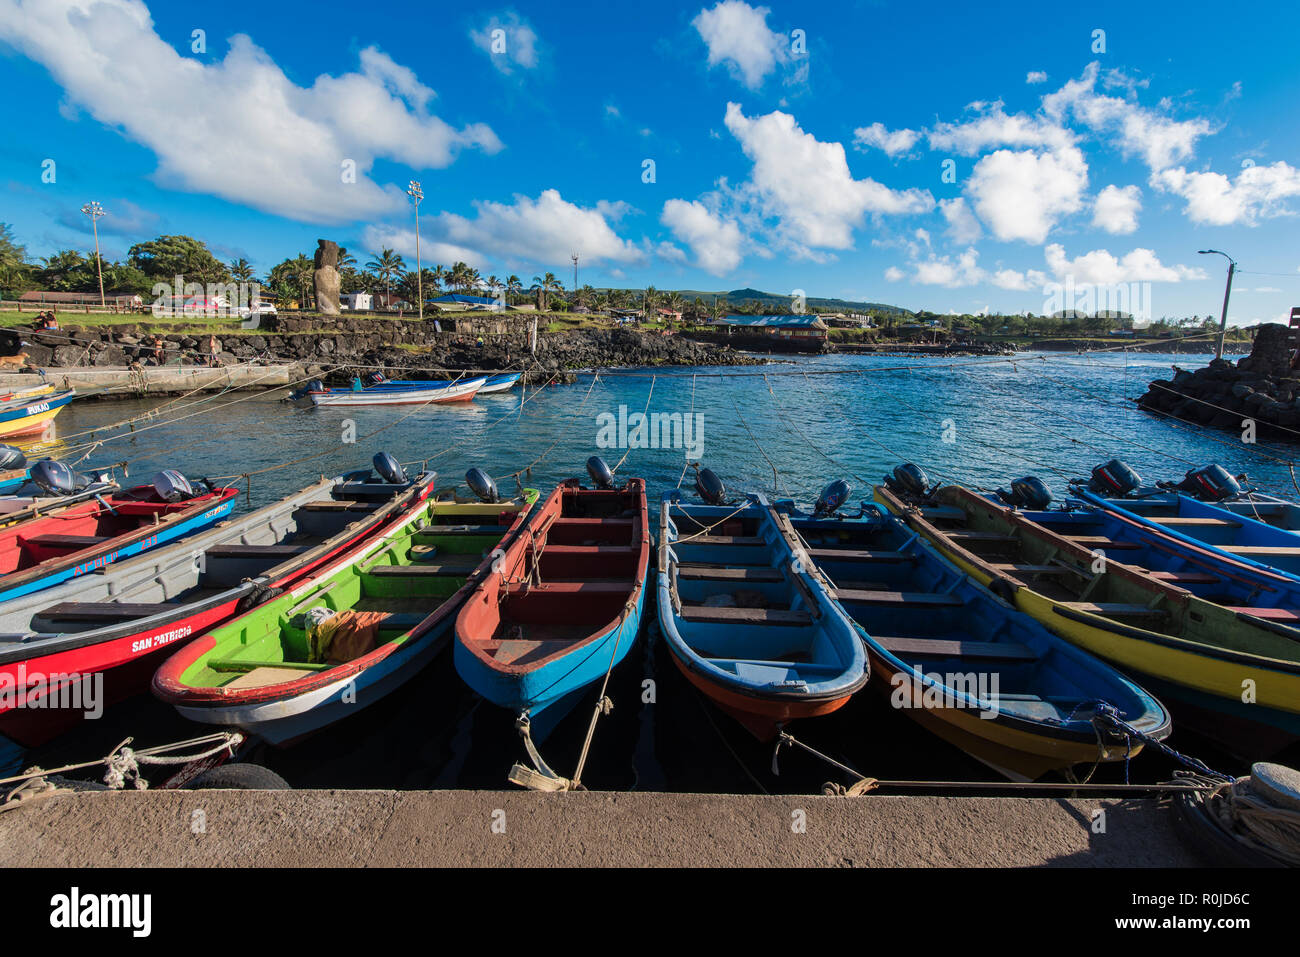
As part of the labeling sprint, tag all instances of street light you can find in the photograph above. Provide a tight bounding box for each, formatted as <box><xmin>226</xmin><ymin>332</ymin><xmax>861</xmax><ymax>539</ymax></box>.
<box><xmin>81</xmin><ymin>201</ymin><xmax>107</xmax><ymax>308</ymax></box>
<box><xmin>407</xmin><ymin>181</ymin><xmax>424</xmax><ymax>320</ymax></box>
<box><xmin>1198</xmin><ymin>248</ymin><xmax>1236</xmax><ymax>361</ymax></box>
<box><xmin>571</xmin><ymin>252</ymin><xmax>579</xmax><ymax>295</ymax></box>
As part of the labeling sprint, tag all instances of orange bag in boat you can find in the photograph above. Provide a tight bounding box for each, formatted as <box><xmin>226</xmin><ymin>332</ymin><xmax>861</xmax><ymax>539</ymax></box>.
<box><xmin>312</xmin><ymin>610</ymin><xmax>387</xmax><ymax>665</ymax></box>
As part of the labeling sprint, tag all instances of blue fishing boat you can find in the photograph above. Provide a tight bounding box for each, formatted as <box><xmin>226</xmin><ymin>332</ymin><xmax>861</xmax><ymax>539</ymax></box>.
<box><xmin>775</xmin><ymin>483</ymin><xmax>1171</xmax><ymax>779</ymax></box>
<box><xmin>454</xmin><ymin>459</ymin><xmax>650</xmax><ymax>752</ymax></box>
<box><xmin>656</xmin><ymin>480</ymin><xmax>867</xmax><ymax>741</ymax></box>
<box><xmin>476</xmin><ymin>372</ymin><xmax>522</xmax><ymax>394</ymax></box>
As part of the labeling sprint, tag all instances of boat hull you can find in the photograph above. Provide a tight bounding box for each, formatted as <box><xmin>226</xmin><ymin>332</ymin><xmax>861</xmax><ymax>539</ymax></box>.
<box><xmin>0</xmin><ymin>389</ymin><xmax>74</xmax><ymax>439</ymax></box>
<box><xmin>308</xmin><ymin>377</ymin><xmax>485</xmax><ymax>406</ymax></box>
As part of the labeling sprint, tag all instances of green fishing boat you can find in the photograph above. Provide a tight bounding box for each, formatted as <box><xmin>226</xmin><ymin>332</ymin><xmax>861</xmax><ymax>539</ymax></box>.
<box><xmin>154</xmin><ymin>472</ymin><xmax>539</xmax><ymax>743</ymax></box>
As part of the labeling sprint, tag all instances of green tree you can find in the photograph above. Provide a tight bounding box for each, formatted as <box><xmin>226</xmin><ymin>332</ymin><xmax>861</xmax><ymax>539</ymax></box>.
<box><xmin>228</xmin><ymin>258</ymin><xmax>255</xmax><ymax>281</ymax></box>
<box><xmin>364</xmin><ymin>248</ymin><xmax>406</xmax><ymax>300</ymax></box>
<box><xmin>128</xmin><ymin>235</ymin><xmax>229</xmax><ymax>285</ymax></box>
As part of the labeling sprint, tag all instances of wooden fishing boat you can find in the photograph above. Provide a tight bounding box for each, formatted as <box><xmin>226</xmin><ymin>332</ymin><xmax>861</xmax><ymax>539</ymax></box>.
<box><xmin>775</xmin><ymin>498</ymin><xmax>1170</xmax><ymax>779</ymax></box>
<box><xmin>0</xmin><ymin>476</ymin><xmax>239</xmax><ymax>604</ymax></box>
<box><xmin>0</xmin><ymin>383</ymin><xmax>56</xmax><ymax>411</ymax></box>
<box><xmin>0</xmin><ymin>459</ymin><xmax>434</xmax><ymax>748</ymax></box>
<box><xmin>875</xmin><ymin>476</ymin><xmax>1300</xmax><ymax>757</ymax></box>
<box><xmin>1074</xmin><ymin>487</ymin><xmax>1300</xmax><ymax>581</ymax></box>
<box><xmin>455</xmin><ymin>473</ymin><xmax>650</xmax><ymax>745</ymax></box>
<box><xmin>153</xmin><ymin>482</ymin><xmax>538</xmax><ymax>744</ymax></box>
<box><xmin>657</xmin><ymin>493</ymin><xmax>867</xmax><ymax>741</ymax></box>
<box><xmin>475</xmin><ymin>372</ymin><xmax>522</xmax><ymax>394</ymax></box>
<box><xmin>307</xmin><ymin>376</ymin><xmax>486</xmax><ymax>407</ymax></box>
<box><xmin>0</xmin><ymin>389</ymin><xmax>74</xmax><ymax>439</ymax></box>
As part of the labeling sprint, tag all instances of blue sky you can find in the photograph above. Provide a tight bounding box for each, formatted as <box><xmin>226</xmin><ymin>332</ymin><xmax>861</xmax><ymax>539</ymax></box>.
<box><xmin>2</xmin><ymin>0</ymin><xmax>1298</xmax><ymax>321</ymax></box>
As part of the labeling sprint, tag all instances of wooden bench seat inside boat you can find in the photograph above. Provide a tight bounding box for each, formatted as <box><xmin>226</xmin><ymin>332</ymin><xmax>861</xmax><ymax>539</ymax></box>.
<box><xmin>805</xmin><ymin>548</ymin><xmax>917</xmax><ymax>563</ymax></box>
<box><xmin>38</xmin><ymin>601</ymin><xmax>177</xmax><ymax>622</ymax></box>
<box><xmin>204</xmin><ymin>543</ymin><xmax>313</xmax><ymax>559</ymax></box>
<box><xmin>20</xmin><ymin>534</ymin><xmax>111</xmax><ymax>550</ymax></box>
<box><xmin>1063</xmin><ymin>536</ymin><xmax>1143</xmax><ymax>550</ymax></box>
<box><xmin>1145</xmin><ymin>570</ymin><xmax>1223</xmax><ymax>585</ymax></box>
<box><xmin>1228</xmin><ymin>606</ymin><xmax>1300</xmax><ymax>622</ymax></box>
<box><xmin>945</xmin><ymin>531</ymin><xmax>1018</xmax><ymax>543</ymax></box>
<box><xmin>990</xmin><ymin>563</ymin><xmax>1077</xmax><ymax>576</ymax></box>
<box><xmin>681</xmin><ymin>534</ymin><xmax>765</xmax><ymax>547</ymax></box>
<box><xmin>679</xmin><ymin>604</ymin><xmax>813</xmax><ymax>626</ymax></box>
<box><xmin>677</xmin><ymin>564</ymin><xmax>785</xmax><ymax>583</ymax></box>
<box><xmin>1221</xmin><ymin>545</ymin><xmax>1300</xmax><ymax>557</ymax></box>
<box><xmin>1057</xmin><ymin>601</ymin><xmax>1167</xmax><ymax>618</ymax></box>
<box><xmin>1149</xmin><ymin>517</ymin><xmax>1241</xmax><ymax>528</ymax></box>
<box><xmin>298</xmin><ymin>500</ymin><xmax>382</xmax><ymax>512</ymax></box>
<box><xmin>872</xmin><ymin>635</ymin><xmax>1039</xmax><ymax>662</ymax></box>
<box><xmin>415</xmin><ymin>523</ymin><xmax>506</xmax><ymax>536</ymax></box>
<box><xmin>504</xmin><ymin>580</ymin><xmax>630</xmax><ymax>596</ymax></box>
<box><xmin>368</xmin><ymin>559</ymin><xmax>481</xmax><ymax>577</ymax></box>
<box><xmin>918</xmin><ymin>505</ymin><xmax>967</xmax><ymax>521</ymax></box>
<box><xmin>832</xmin><ymin>589</ymin><xmax>964</xmax><ymax>607</ymax></box>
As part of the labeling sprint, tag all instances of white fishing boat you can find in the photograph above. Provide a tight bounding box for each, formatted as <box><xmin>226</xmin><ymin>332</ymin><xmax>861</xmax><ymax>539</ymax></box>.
<box><xmin>307</xmin><ymin>376</ymin><xmax>486</xmax><ymax>407</ymax></box>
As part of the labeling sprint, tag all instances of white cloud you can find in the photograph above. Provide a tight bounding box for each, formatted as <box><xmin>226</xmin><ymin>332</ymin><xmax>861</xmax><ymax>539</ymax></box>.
<box><xmin>1092</xmin><ymin>184</ymin><xmax>1142</xmax><ymax>234</ymax></box>
<box><xmin>1153</xmin><ymin>161</ymin><xmax>1300</xmax><ymax>225</ymax></box>
<box><xmin>0</xmin><ymin>0</ymin><xmax>500</xmax><ymax>224</ymax></box>
<box><xmin>990</xmin><ymin>267</ymin><xmax>1049</xmax><ymax>291</ymax></box>
<box><xmin>1043</xmin><ymin>243</ymin><xmax>1206</xmax><ymax>283</ymax></box>
<box><xmin>724</xmin><ymin>103</ymin><xmax>934</xmax><ymax>255</ymax></box>
<box><xmin>927</xmin><ymin>102</ymin><xmax>1073</xmax><ymax>155</ymax></box>
<box><xmin>660</xmin><ymin>199</ymin><xmax>745</xmax><ymax>275</ymax></box>
<box><xmin>966</xmin><ymin>146</ymin><xmax>1088</xmax><ymax>244</ymax></box>
<box><xmin>911</xmin><ymin>247</ymin><xmax>986</xmax><ymax>288</ymax></box>
<box><xmin>692</xmin><ymin>1</ymin><xmax>787</xmax><ymax>90</ymax></box>
<box><xmin>1043</xmin><ymin>62</ymin><xmax>1210</xmax><ymax>171</ymax></box>
<box><xmin>852</xmin><ymin>122</ymin><xmax>921</xmax><ymax>157</ymax></box>
<box><xmin>469</xmin><ymin>13</ymin><xmax>540</xmax><ymax>74</ymax></box>
<box><xmin>365</xmin><ymin>189</ymin><xmax>641</xmax><ymax>272</ymax></box>
<box><xmin>884</xmin><ymin>266</ymin><xmax>905</xmax><ymax>282</ymax></box>
<box><xmin>1026</xmin><ymin>71</ymin><xmax>1048</xmax><ymax>84</ymax></box>
<box><xmin>939</xmin><ymin>197</ymin><xmax>982</xmax><ymax>244</ymax></box>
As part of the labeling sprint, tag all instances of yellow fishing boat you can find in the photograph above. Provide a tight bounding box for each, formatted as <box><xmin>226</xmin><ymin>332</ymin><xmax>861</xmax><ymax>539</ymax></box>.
<box><xmin>0</xmin><ymin>389</ymin><xmax>74</xmax><ymax>440</ymax></box>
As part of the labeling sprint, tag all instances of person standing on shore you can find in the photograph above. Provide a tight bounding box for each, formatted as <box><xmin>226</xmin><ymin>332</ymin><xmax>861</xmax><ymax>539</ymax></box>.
<box><xmin>208</xmin><ymin>335</ymin><xmax>221</xmax><ymax>367</ymax></box>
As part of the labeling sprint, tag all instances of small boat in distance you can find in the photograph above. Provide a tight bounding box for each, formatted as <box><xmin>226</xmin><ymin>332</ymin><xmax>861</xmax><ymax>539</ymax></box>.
<box><xmin>475</xmin><ymin>372</ymin><xmax>522</xmax><ymax>394</ymax></box>
<box><xmin>305</xmin><ymin>376</ymin><xmax>486</xmax><ymax>407</ymax></box>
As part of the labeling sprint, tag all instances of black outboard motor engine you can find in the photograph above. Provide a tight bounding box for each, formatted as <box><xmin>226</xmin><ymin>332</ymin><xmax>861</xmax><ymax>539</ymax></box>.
<box><xmin>1175</xmin><ymin>464</ymin><xmax>1242</xmax><ymax>502</ymax></box>
<box><xmin>695</xmin><ymin>468</ymin><xmax>727</xmax><ymax>506</ymax></box>
<box><xmin>367</xmin><ymin>372</ymin><xmax>386</xmax><ymax>386</ymax></box>
<box><xmin>882</xmin><ymin>463</ymin><xmax>930</xmax><ymax>499</ymax></box>
<box><xmin>153</xmin><ymin>469</ymin><xmax>195</xmax><ymax>502</ymax></box>
<box><xmin>586</xmin><ymin>456</ymin><xmax>615</xmax><ymax>490</ymax></box>
<box><xmin>814</xmin><ymin>479</ymin><xmax>851</xmax><ymax>517</ymax></box>
<box><xmin>1088</xmin><ymin>459</ymin><xmax>1141</xmax><ymax>497</ymax></box>
<box><xmin>31</xmin><ymin>459</ymin><xmax>77</xmax><ymax>496</ymax></box>
<box><xmin>466</xmin><ymin>467</ymin><xmax>499</xmax><ymax>504</ymax></box>
<box><xmin>0</xmin><ymin>445</ymin><xmax>27</xmax><ymax>472</ymax></box>
<box><xmin>373</xmin><ymin>452</ymin><xmax>408</xmax><ymax>485</ymax></box>
<box><xmin>996</xmin><ymin>476</ymin><xmax>1053</xmax><ymax>510</ymax></box>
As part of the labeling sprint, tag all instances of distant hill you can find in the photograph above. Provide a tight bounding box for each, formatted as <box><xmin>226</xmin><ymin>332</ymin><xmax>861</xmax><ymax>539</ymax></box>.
<box><xmin>671</xmin><ymin>287</ymin><xmax>913</xmax><ymax>316</ymax></box>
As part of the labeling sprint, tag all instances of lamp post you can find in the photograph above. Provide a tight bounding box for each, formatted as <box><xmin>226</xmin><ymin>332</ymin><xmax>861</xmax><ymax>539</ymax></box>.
<box><xmin>81</xmin><ymin>201</ymin><xmax>107</xmax><ymax>307</ymax></box>
<box><xmin>407</xmin><ymin>181</ymin><xmax>424</xmax><ymax>320</ymax></box>
<box><xmin>1198</xmin><ymin>248</ymin><xmax>1236</xmax><ymax>361</ymax></box>
<box><xmin>571</xmin><ymin>252</ymin><xmax>579</xmax><ymax>298</ymax></box>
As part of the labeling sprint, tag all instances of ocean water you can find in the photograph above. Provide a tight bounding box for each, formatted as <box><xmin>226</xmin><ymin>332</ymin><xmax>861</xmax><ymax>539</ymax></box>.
<box><xmin>14</xmin><ymin>349</ymin><xmax>1285</xmax><ymax>792</ymax></box>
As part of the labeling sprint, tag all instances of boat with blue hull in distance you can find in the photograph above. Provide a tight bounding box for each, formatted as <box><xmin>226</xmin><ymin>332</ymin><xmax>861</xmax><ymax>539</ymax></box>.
<box><xmin>455</xmin><ymin>459</ymin><xmax>650</xmax><ymax>763</ymax></box>
<box><xmin>657</xmin><ymin>484</ymin><xmax>866</xmax><ymax>742</ymax></box>
<box><xmin>773</xmin><ymin>483</ymin><xmax>1171</xmax><ymax>780</ymax></box>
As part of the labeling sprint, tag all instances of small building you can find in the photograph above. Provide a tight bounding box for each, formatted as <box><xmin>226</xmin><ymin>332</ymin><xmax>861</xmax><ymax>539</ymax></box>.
<box><xmin>708</xmin><ymin>314</ymin><xmax>829</xmax><ymax>353</ymax></box>
<box><xmin>17</xmin><ymin>290</ymin><xmax>142</xmax><ymax>310</ymax></box>
<box><xmin>340</xmin><ymin>292</ymin><xmax>373</xmax><ymax>311</ymax></box>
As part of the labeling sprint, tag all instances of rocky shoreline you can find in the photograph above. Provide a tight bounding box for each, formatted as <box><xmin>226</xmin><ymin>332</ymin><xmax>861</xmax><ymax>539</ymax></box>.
<box><xmin>0</xmin><ymin>317</ymin><xmax>762</xmax><ymax>385</ymax></box>
<box><xmin>1134</xmin><ymin>323</ymin><xmax>1300</xmax><ymax>434</ymax></box>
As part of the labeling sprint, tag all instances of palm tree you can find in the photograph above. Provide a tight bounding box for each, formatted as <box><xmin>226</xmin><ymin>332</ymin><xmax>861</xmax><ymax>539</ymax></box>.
<box><xmin>228</xmin><ymin>258</ymin><xmax>255</xmax><ymax>281</ymax></box>
<box><xmin>448</xmin><ymin>261</ymin><xmax>472</xmax><ymax>293</ymax></box>
<box><xmin>642</xmin><ymin>286</ymin><xmax>660</xmax><ymax>320</ymax></box>
<box><xmin>364</xmin><ymin>248</ymin><xmax>406</xmax><ymax>301</ymax></box>
<box><xmin>506</xmin><ymin>275</ymin><xmax>523</xmax><ymax>304</ymax></box>
<box><xmin>337</xmin><ymin>247</ymin><xmax>357</xmax><ymax>271</ymax></box>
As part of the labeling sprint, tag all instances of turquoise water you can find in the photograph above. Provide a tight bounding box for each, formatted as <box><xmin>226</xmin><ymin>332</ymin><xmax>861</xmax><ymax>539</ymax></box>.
<box><xmin>15</xmin><ymin>349</ymin><xmax>1286</xmax><ymax>791</ymax></box>
<box><xmin>39</xmin><ymin>349</ymin><xmax>1289</xmax><ymax>509</ymax></box>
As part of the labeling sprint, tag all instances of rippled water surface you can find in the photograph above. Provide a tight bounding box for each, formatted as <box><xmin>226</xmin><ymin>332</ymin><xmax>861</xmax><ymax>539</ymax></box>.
<box><xmin>18</xmin><ymin>349</ymin><xmax>1283</xmax><ymax>791</ymax></box>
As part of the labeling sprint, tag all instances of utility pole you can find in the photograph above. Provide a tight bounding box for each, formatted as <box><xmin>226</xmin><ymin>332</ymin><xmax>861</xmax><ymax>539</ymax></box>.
<box><xmin>81</xmin><ymin>201</ymin><xmax>107</xmax><ymax>307</ymax></box>
<box><xmin>1198</xmin><ymin>249</ymin><xmax>1236</xmax><ymax>360</ymax></box>
<box><xmin>407</xmin><ymin>181</ymin><xmax>424</xmax><ymax>320</ymax></box>
<box><xmin>572</xmin><ymin>252</ymin><xmax>579</xmax><ymax>297</ymax></box>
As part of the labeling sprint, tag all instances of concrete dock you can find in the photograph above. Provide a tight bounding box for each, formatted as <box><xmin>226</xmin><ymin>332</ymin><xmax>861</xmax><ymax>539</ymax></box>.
<box><xmin>0</xmin><ymin>789</ymin><xmax>1201</xmax><ymax>867</ymax></box>
<box><xmin>0</xmin><ymin>364</ymin><xmax>303</xmax><ymax>396</ymax></box>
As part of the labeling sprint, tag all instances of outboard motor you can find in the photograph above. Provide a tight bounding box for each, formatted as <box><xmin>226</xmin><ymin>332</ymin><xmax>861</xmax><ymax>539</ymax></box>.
<box><xmin>287</xmin><ymin>379</ymin><xmax>325</xmax><ymax>404</ymax></box>
<box><xmin>586</xmin><ymin>455</ymin><xmax>615</xmax><ymax>490</ymax></box>
<box><xmin>1175</xmin><ymin>464</ymin><xmax>1242</xmax><ymax>502</ymax></box>
<box><xmin>367</xmin><ymin>372</ymin><xmax>386</xmax><ymax>386</ymax></box>
<box><xmin>695</xmin><ymin>468</ymin><xmax>727</xmax><ymax>506</ymax></box>
<box><xmin>0</xmin><ymin>445</ymin><xmax>27</xmax><ymax>472</ymax></box>
<box><xmin>31</xmin><ymin>459</ymin><xmax>77</xmax><ymax>496</ymax></box>
<box><xmin>373</xmin><ymin>452</ymin><xmax>408</xmax><ymax>485</ymax></box>
<box><xmin>465</xmin><ymin>467</ymin><xmax>499</xmax><ymax>504</ymax></box>
<box><xmin>996</xmin><ymin>476</ymin><xmax>1053</xmax><ymax>510</ymax></box>
<box><xmin>1088</xmin><ymin>459</ymin><xmax>1141</xmax><ymax>497</ymax></box>
<box><xmin>882</xmin><ymin>463</ymin><xmax>930</xmax><ymax>499</ymax></box>
<box><xmin>152</xmin><ymin>469</ymin><xmax>194</xmax><ymax>502</ymax></box>
<box><xmin>814</xmin><ymin>479</ymin><xmax>851</xmax><ymax>517</ymax></box>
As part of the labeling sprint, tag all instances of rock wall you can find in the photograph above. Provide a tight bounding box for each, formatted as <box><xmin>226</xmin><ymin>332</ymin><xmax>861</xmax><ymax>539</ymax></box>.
<box><xmin>1134</xmin><ymin>323</ymin><xmax>1300</xmax><ymax>431</ymax></box>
